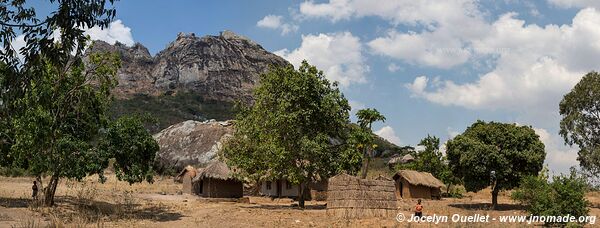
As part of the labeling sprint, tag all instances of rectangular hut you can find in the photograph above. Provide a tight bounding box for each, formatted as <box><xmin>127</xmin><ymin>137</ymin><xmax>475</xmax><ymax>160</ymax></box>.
<box><xmin>192</xmin><ymin>161</ymin><xmax>243</xmax><ymax>198</ymax></box>
<box><xmin>393</xmin><ymin>170</ymin><xmax>444</xmax><ymax>200</ymax></box>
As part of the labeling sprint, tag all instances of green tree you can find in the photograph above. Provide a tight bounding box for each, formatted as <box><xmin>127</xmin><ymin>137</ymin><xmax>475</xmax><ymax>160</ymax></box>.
<box><xmin>1</xmin><ymin>0</ymin><xmax>119</xmax><ymax>164</ymax></box>
<box><xmin>356</xmin><ymin>108</ymin><xmax>386</xmax><ymax>179</ymax></box>
<box><xmin>512</xmin><ymin>168</ymin><xmax>590</xmax><ymax>226</ymax></box>
<box><xmin>446</xmin><ymin>121</ymin><xmax>546</xmax><ymax>209</ymax></box>
<box><xmin>560</xmin><ymin>71</ymin><xmax>600</xmax><ymax>176</ymax></box>
<box><xmin>6</xmin><ymin>53</ymin><xmax>158</xmax><ymax>206</ymax></box>
<box><xmin>399</xmin><ymin>135</ymin><xmax>460</xmax><ymax>193</ymax></box>
<box><xmin>222</xmin><ymin>61</ymin><xmax>356</xmax><ymax>208</ymax></box>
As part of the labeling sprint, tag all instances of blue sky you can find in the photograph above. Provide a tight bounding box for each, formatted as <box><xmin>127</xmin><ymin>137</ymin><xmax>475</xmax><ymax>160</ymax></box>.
<box><xmin>71</xmin><ymin>0</ymin><xmax>600</xmax><ymax>175</ymax></box>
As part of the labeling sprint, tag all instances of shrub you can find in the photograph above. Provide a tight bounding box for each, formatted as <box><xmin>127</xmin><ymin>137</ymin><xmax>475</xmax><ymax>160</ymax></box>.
<box><xmin>512</xmin><ymin>169</ymin><xmax>590</xmax><ymax>226</ymax></box>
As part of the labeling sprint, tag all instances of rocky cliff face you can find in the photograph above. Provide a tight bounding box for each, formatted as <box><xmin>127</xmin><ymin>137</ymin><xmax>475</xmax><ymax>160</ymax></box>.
<box><xmin>89</xmin><ymin>31</ymin><xmax>289</xmax><ymax>102</ymax></box>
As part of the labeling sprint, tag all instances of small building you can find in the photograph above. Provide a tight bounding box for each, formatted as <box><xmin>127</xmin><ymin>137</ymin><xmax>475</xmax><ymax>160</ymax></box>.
<box><xmin>260</xmin><ymin>179</ymin><xmax>302</xmax><ymax>198</ymax></box>
<box><xmin>176</xmin><ymin>166</ymin><xmax>201</xmax><ymax>194</ymax></box>
<box><xmin>259</xmin><ymin>179</ymin><xmax>327</xmax><ymax>200</ymax></box>
<box><xmin>192</xmin><ymin>161</ymin><xmax>243</xmax><ymax>198</ymax></box>
<box><xmin>393</xmin><ymin>170</ymin><xmax>444</xmax><ymax>200</ymax></box>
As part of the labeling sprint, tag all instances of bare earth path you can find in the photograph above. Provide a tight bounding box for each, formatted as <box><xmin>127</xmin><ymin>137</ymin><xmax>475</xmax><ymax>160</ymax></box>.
<box><xmin>1</xmin><ymin>175</ymin><xmax>599</xmax><ymax>227</ymax></box>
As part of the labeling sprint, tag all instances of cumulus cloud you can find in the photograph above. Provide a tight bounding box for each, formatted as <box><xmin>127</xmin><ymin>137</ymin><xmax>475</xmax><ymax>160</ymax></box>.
<box><xmin>406</xmin><ymin>9</ymin><xmax>600</xmax><ymax>114</ymax></box>
<box><xmin>533</xmin><ymin>127</ymin><xmax>579</xmax><ymax>175</ymax></box>
<box><xmin>256</xmin><ymin>15</ymin><xmax>298</xmax><ymax>35</ymax></box>
<box><xmin>85</xmin><ymin>19</ymin><xmax>135</xmax><ymax>46</ymax></box>
<box><xmin>302</xmin><ymin>0</ymin><xmax>487</xmax><ymax>68</ymax></box>
<box><xmin>274</xmin><ymin>32</ymin><xmax>368</xmax><ymax>87</ymax></box>
<box><xmin>387</xmin><ymin>63</ymin><xmax>402</xmax><ymax>72</ymax></box>
<box><xmin>375</xmin><ymin>126</ymin><xmax>402</xmax><ymax>145</ymax></box>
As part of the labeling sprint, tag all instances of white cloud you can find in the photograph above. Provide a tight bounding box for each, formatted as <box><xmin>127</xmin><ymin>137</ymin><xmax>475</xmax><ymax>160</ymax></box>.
<box><xmin>387</xmin><ymin>63</ymin><xmax>402</xmax><ymax>72</ymax></box>
<box><xmin>375</xmin><ymin>126</ymin><xmax>402</xmax><ymax>145</ymax></box>
<box><xmin>406</xmin><ymin>9</ymin><xmax>600</xmax><ymax>113</ymax></box>
<box><xmin>256</xmin><ymin>15</ymin><xmax>298</xmax><ymax>35</ymax></box>
<box><xmin>274</xmin><ymin>32</ymin><xmax>368</xmax><ymax>87</ymax></box>
<box><xmin>84</xmin><ymin>19</ymin><xmax>135</xmax><ymax>46</ymax></box>
<box><xmin>533</xmin><ymin>127</ymin><xmax>579</xmax><ymax>175</ymax></box>
<box><xmin>548</xmin><ymin>0</ymin><xmax>600</xmax><ymax>8</ymax></box>
<box><xmin>302</xmin><ymin>0</ymin><xmax>488</xmax><ymax>68</ymax></box>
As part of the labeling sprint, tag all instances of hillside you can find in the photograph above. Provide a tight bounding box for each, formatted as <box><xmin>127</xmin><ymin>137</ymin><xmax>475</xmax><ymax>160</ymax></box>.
<box><xmin>86</xmin><ymin>31</ymin><xmax>289</xmax><ymax>132</ymax></box>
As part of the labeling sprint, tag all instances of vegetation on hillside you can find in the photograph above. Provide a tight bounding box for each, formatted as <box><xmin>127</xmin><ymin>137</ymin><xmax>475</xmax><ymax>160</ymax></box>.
<box><xmin>109</xmin><ymin>92</ymin><xmax>235</xmax><ymax>133</ymax></box>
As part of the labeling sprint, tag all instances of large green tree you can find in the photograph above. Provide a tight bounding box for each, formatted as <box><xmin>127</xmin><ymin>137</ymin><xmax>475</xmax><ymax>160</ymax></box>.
<box><xmin>355</xmin><ymin>108</ymin><xmax>385</xmax><ymax>179</ymax></box>
<box><xmin>446</xmin><ymin>121</ymin><xmax>546</xmax><ymax>209</ymax></box>
<box><xmin>223</xmin><ymin>61</ymin><xmax>357</xmax><ymax>208</ymax></box>
<box><xmin>560</xmin><ymin>71</ymin><xmax>600</xmax><ymax>176</ymax></box>
<box><xmin>7</xmin><ymin>53</ymin><xmax>158</xmax><ymax>206</ymax></box>
<box><xmin>1</xmin><ymin>1</ymin><xmax>159</xmax><ymax>207</ymax></box>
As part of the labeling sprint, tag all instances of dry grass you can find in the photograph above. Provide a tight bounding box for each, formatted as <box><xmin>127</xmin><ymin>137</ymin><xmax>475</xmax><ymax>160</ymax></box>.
<box><xmin>0</xmin><ymin>174</ymin><xmax>599</xmax><ymax>227</ymax></box>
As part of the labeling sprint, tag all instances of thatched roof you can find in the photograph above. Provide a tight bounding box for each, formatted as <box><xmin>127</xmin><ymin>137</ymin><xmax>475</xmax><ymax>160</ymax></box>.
<box><xmin>194</xmin><ymin>161</ymin><xmax>235</xmax><ymax>181</ymax></box>
<box><xmin>393</xmin><ymin>170</ymin><xmax>444</xmax><ymax>188</ymax></box>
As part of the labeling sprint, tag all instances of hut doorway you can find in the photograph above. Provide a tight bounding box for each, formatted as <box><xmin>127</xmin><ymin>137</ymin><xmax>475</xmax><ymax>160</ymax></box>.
<box><xmin>398</xmin><ymin>182</ymin><xmax>403</xmax><ymax>198</ymax></box>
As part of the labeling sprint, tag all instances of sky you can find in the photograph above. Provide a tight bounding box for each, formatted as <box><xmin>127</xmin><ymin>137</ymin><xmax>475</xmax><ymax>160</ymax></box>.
<box><xmin>47</xmin><ymin>0</ymin><xmax>600</xmax><ymax>175</ymax></box>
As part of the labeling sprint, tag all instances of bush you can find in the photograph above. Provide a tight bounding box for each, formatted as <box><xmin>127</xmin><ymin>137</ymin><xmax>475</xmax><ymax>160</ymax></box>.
<box><xmin>512</xmin><ymin>169</ymin><xmax>590</xmax><ymax>226</ymax></box>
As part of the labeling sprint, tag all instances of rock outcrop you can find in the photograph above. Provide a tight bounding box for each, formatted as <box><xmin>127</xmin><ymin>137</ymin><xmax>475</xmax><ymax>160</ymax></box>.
<box><xmin>153</xmin><ymin>120</ymin><xmax>234</xmax><ymax>170</ymax></box>
<box><xmin>89</xmin><ymin>30</ymin><xmax>289</xmax><ymax>102</ymax></box>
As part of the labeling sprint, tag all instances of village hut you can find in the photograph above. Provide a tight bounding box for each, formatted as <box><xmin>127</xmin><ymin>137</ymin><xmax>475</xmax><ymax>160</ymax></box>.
<box><xmin>192</xmin><ymin>161</ymin><xmax>243</xmax><ymax>198</ymax></box>
<box><xmin>259</xmin><ymin>178</ymin><xmax>327</xmax><ymax>200</ymax></box>
<box><xmin>327</xmin><ymin>174</ymin><xmax>398</xmax><ymax>218</ymax></box>
<box><xmin>175</xmin><ymin>166</ymin><xmax>202</xmax><ymax>194</ymax></box>
<box><xmin>393</xmin><ymin>170</ymin><xmax>444</xmax><ymax>200</ymax></box>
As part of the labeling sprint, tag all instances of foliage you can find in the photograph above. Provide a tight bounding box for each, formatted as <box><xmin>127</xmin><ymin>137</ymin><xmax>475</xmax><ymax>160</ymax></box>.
<box><xmin>559</xmin><ymin>71</ymin><xmax>600</xmax><ymax>176</ymax></box>
<box><xmin>446</xmin><ymin>120</ymin><xmax>546</xmax><ymax>209</ymax></box>
<box><xmin>512</xmin><ymin>168</ymin><xmax>590</xmax><ymax>226</ymax></box>
<box><xmin>355</xmin><ymin>108</ymin><xmax>386</xmax><ymax>178</ymax></box>
<box><xmin>397</xmin><ymin>135</ymin><xmax>460</xmax><ymax>192</ymax></box>
<box><xmin>109</xmin><ymin>92</ymin><xmax>235</xmax><ymax>133</ymax></box>
<box><xmin>222</xmin><ymin>61</ymin><xmax>356</xmax><ymax>207</ymax></box>
<box><xmin>0</xmin><ymin>0</ymin><xmax>118</xmax><ymax>68</ymax></box>
<box><xmin>99</xmin><ymin>115</ymin><xmax>158</xmax><ymax>184</ymax></box>
<box><xmin>2</xmin><ymin>53</ymin><xmax>158</xmax><ymax>206</ymax></box>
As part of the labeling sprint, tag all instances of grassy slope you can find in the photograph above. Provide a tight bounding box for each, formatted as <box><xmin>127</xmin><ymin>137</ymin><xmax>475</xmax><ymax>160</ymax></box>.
<box><xmin>109</xmin><ymin>92</ymin><xmax>235</xmax><ymax>133</ymax></box>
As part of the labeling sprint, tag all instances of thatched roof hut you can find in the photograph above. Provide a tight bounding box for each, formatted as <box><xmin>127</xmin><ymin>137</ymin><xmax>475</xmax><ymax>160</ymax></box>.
<box><xmin>393</xmin><ymin>170</ymin><xmax>444</xmax><ymax>200</ymax></box>
<box><xmin>327</xmin><ymin>174</ymin><xmax>398</xmax><ymax>218</ymax></box>
<box><xmin>192</xmin><ymin>161</ymin><xmax>243</xmax><ymax>198</ymax></box>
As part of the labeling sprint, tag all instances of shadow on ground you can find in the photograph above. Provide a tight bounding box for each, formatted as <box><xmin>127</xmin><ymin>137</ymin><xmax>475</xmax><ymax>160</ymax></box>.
<box><xmin>0</xmin><ymin>197</ymin><xmax>30</xmax><ymax>208</ymax></box>
<box><xmin>241</xmin><ymin>203</ymin><xmax>326</xmax><ymax>210</ymax></box>
<box><xmin>448</xmin><ymin>203</ymin><xmax>524</xmax><ymax>211</ymax></box>
<box><xmin>53</xmin><ymin>196</ymin><xmax>184</xmax><ymax>222</ymax></box>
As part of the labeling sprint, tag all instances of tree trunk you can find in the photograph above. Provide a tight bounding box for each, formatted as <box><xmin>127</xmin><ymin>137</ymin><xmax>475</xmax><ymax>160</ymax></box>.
<box><xmin>491</xmin><ymin>186</ymin><xmax>499</xmax><ymax>210</ymax></box>
<box><xmin>360</xmin><ymin>148</ymin><xmax>371</xmax><ymax>179</ymax></box>
<box><xmin>35</xmin><ymin>176</ymin><xmax>44</xmax><ymax>203</ymax></box>
<box><xmin>44</xmin><ymin>175</ymin><xmax>59</xmax><ymax>206</ymax></box>
<box><xmin>298</xmin><ymin>181</ymin><xmax>307</xmax><ymax>209</ymax></box>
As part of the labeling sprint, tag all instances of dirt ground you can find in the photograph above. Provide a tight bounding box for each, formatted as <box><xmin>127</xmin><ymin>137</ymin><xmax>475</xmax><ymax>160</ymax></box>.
<box><xmin>1</xmin><ymin>175</ymin><xmax>599</xmax><ymax>227</ymax></box>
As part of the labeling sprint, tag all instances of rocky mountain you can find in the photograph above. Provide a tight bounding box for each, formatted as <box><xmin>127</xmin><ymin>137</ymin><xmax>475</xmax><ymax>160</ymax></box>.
<box><xmin>89</xmin><ymin>31</ymin><xmax>288</xmax><ymax>102</ymax></box>
<box><xmin>153</xmin><ymin>120</ymin><xmax>234</xmax><ymax>171</ymax></box>
<box><xmin>88</xmin><ymin>31</ymin><xmax>289</xmax><ymax>132</ymax></box>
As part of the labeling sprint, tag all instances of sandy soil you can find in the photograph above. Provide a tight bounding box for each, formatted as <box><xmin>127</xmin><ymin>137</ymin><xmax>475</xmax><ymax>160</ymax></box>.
<box><xmin>1</xmin><ymin>175</ymin><xmax>599</xmax><ymax>227</ymax></box>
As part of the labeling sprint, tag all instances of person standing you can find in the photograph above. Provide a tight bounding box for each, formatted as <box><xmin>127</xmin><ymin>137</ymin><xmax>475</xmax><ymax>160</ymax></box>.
<box><xmin>414</xmin><ymin>199</ymin><xmax>423</xmax><ymax>220</ymax></box>
<box><xmin>32</xmin><ymin>181</ymin><xmax>38</xmax><ymax>200</ymax></box>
